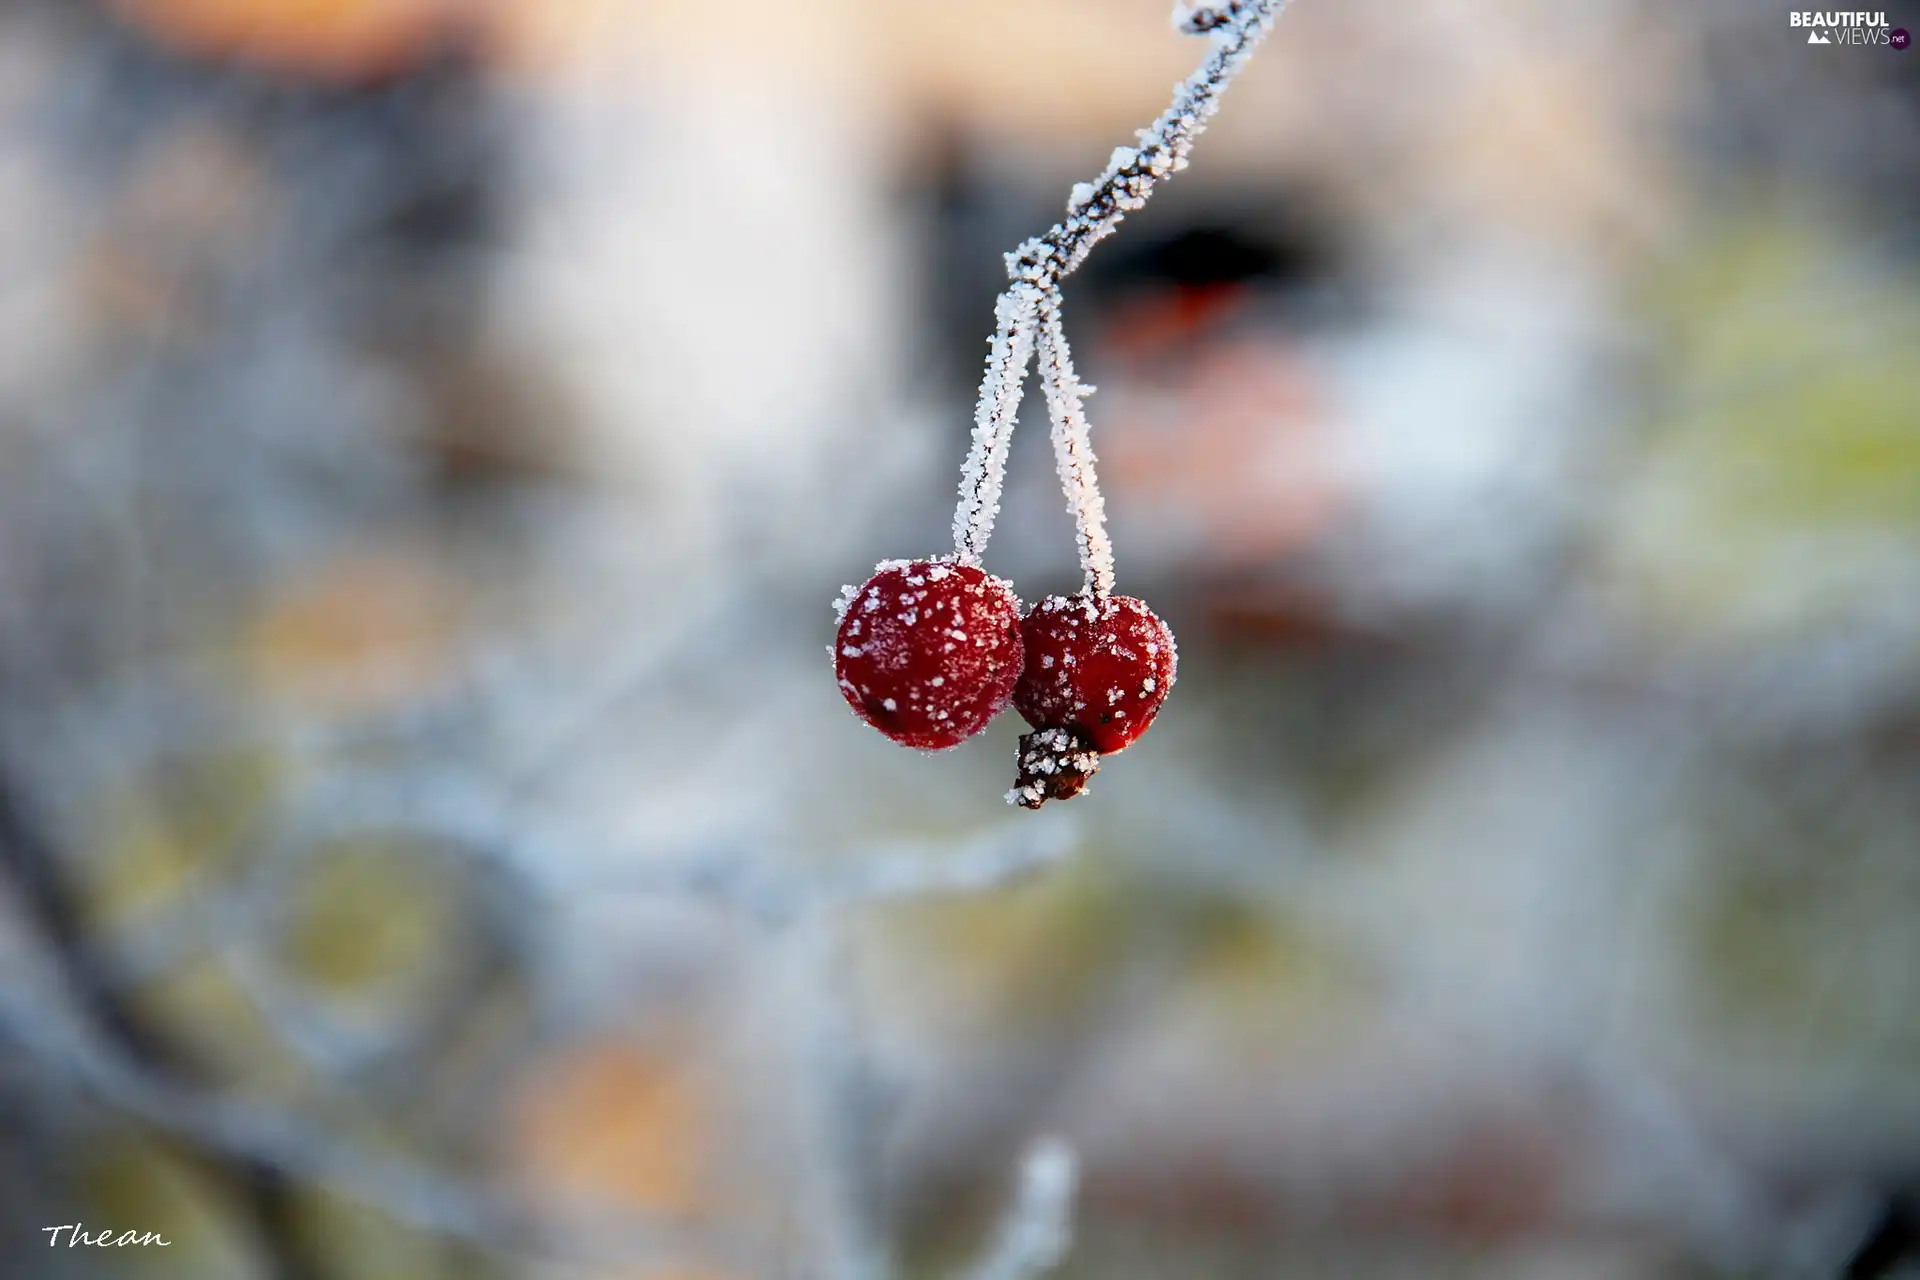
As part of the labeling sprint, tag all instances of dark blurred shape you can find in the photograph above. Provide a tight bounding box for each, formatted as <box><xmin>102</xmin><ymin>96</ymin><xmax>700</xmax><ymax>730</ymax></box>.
<box><xmin>1847</xmin><ymin>1194</ymin><xmax>1920</xmax><ymax>1280</ymax></box>
<box><xmin>1087</xmin><ymin>210</ymin><xmax>1338</xmax><ymax>300</ymax></box>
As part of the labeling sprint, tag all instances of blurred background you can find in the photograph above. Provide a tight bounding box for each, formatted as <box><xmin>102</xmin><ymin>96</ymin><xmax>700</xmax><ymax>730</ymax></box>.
<box><xmin>1</xmin><ymin>0</ymin><xmax>1917</xmax><ymax>1276</ymax></box>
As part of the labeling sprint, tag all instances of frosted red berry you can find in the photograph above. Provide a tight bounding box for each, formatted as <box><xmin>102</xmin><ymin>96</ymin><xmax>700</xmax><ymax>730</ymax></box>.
<box><xmin>1008</xmin><ymin>593</ymin><xmax>1175</xmax><ymax>807</ymax></box>
<box><xmin>1014</xmin><ymin>593</ymin><xmax>1176</xmax><ymax>754</ymax></box>
<box><xmin>833</xmin><ymin>559</ymin><xmax>1024</xmax><ymax>750</ymax></box>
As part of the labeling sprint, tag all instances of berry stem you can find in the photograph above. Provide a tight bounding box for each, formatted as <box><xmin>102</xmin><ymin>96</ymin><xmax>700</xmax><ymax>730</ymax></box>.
<box><xmin>1034</xmin><ymin>288</ymin><xmax>1115</xmax><ymax>598</ymax></box>
<box><xmin>949</xmin><ymin>0</ymin><xmax>1283</xmax><ymax>568</ymax></box>
<box><xmin>953</xmin><ymin>283</ymin><xmax>1041</xmax><ymax>567</ymax></box>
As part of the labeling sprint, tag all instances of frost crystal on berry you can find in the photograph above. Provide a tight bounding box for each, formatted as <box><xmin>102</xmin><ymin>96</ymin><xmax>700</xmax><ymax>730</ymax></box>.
<box><xmin>833</xmin><ymin>559</ymin><xmax>1024</xmax><ymax>750</ymax></box>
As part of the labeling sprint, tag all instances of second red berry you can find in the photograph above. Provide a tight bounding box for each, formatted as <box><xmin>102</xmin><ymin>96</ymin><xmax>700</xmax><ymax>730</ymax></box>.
<box><xmin>1014</xmin><ymin>593</ymin><xmax>1177</xmax><ymax>755</ymax></box>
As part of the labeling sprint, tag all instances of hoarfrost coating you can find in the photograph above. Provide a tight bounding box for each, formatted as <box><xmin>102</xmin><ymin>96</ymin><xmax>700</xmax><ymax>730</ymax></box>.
<box><xmin>1035</xmin><ymin>288</ymin><xmax>1116</xmax><ymax>597</ymax></box>
<box><xmin>950</xmin><ymin>0</ymin><xmax>1286</xmax><ymax>569</ymax></box>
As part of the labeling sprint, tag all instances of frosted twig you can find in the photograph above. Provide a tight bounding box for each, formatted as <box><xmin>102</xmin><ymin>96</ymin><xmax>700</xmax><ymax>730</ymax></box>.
<box><xmin>1033</xmin><ymin>289</ymin><xmax>1114</xmax><ymax>597</ymax></box>
<box><xmin>817</xmin><ymin>816</ymin><xmax>1082</xmax><ymax>909</ymax></box>
<box><xmin>596</xmin><ymin>817</ymin><xmax>1083</xmax><ymax>925</ymax></box>
<box><xmin>1008</xmin><ymin>0</ymin><xmax>1284</xmax><ymax>287</ymax></box>
<box><xmin>954</xmin><ymin>284</ymin><xmax>1042</xmax><ymax>566</ymax></box>
<box><xmin>790</xmin><ymin>920</ymin><xmax>892</xmax><ymax>1280</ymax></box>
<box><xmin>967</xmin><ymin>1137</ymin><xmax>1080</xmax><ymax>1280</ymax></box>
<box><xmin>950</xmin><ymin>0</ymin><xmax>1286</xmax><ymax>565</ymax></box>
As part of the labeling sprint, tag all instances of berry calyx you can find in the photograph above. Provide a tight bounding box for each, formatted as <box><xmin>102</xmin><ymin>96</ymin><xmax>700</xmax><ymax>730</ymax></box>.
<box><xmin>1008</xmin><ymin>726</ymin><xmax>1102</xmax><ymax>809</ymax></box>
<box><xmin>1009</xmin><ymin>594</ymin><xmax>1176</xmax><ymax>805</ymax></box>
<box><xmin>833</xmin><ymin>559</ymin><xmax>1024</xmax><ymax>750</ymax></box>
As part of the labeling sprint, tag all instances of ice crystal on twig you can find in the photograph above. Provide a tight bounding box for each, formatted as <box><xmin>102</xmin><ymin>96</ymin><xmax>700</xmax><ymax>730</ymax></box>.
<box><xmin>1007</xmin><ymin>0</ymin><xmax>1286</xmax><ymax>291</ymax></box>
<box><xmin>951</xmin><ymin>0</ymin><xmax>1285</xmax><ymax>565</ymax></box>
<box><xmin>954</xmin><ymin>285</ymin><xmax>1042</xmax><ymax>565</ymax></box>
<box><xmin>1033</xmin><ymin>288</ymin><xmax>1114</xmax><ymax>597</ymax></box>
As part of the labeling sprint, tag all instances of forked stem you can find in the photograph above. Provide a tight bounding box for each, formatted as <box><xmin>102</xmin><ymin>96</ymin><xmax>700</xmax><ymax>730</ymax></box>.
<box><xmin>949</xmin><ymin>0</ymin><xmax>1285</xmax><ymax>568</ymax></box>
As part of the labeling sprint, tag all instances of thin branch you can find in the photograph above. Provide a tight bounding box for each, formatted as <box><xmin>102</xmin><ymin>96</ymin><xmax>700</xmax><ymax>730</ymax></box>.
<box><xmin>789</xmin><ymin>920</ymin><xmax>893</xmax><ymax>1280</ymax></box>
<box><xmin>595</xmin><ymin>815</ymin><xmax>1085</xmax><ymax>925</ymax></box>
<box><xmin>950</xmin><ymin>0</ymin><xmax>1286</xmax><ymax>564</ymax></box>
<box><xmin>1006</xmin><ymin>1</ymin><xmax>1285</xmax><ymax>289</ymax></box>
<box><xmin>954</xmin><ymin>284</ymin><xmax>1042</xmax><ymax>566</ymax></box>
<box><xmin>967</xmin><ymin>1137</ymin><xmax>1080</xmax><ymax>1280</ymax></box>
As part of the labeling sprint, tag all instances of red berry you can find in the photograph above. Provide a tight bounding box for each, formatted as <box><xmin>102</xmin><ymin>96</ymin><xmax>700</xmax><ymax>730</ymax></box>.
<box><xmin>833</xmin><ymin>559</ymin><xmax>1024</xmax><ymax>750</ymax></box>
<box><xmin>1013</xmin><ymin>594</ymin><xmax>1176</xmax><ymax>755</ymax></box>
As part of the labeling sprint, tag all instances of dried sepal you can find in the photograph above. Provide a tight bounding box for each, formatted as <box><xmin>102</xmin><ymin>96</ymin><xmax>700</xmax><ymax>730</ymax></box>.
<box><xmin>1008</xmin><ymin>727</ymin><xmax>1102</xmax><ymax>810</ymax></box>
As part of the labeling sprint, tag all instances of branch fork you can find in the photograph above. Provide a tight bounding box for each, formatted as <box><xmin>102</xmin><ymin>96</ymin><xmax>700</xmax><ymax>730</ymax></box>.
<box><xmin>950</xmin><ymin>0</ymin><xmax>1285</xmax><ymax>594</ymax></box>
